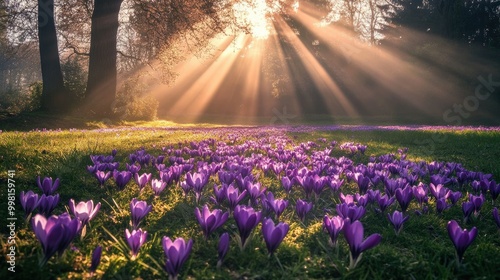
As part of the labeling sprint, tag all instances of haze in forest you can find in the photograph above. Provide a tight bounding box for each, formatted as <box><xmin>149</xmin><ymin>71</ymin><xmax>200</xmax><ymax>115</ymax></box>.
<box><xmin>1</xmin><ymin>0</ymin><xmax>500</xmax><ymax>125</ymax></box>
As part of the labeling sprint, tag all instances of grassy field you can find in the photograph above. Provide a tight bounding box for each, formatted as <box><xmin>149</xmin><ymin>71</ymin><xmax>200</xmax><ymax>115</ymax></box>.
<box><xmin>1</xmin><ymin>122</ymin><xmax>500</xmax><ymax>279</ymax></box>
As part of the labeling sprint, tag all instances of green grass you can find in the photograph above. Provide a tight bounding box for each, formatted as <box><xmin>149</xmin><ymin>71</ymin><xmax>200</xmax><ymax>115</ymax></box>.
<box><xmin>1</xmin><ymin>124</ymin><xmax>500</xmax><ymax>279</ymax></box>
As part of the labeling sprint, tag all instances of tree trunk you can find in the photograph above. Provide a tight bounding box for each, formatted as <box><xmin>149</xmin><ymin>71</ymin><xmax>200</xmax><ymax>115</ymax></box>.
<box><xmin>38</xmin><ymin>0</ymin><xmax>66</xmax><ymax>112</ymax></box>
<box><xmin>84</xmin><ymin>0</ymin><xmax>123</xmax><ymax>118</ymax></box>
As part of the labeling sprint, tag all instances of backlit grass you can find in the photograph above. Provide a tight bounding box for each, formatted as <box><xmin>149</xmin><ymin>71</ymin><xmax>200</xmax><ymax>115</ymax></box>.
<box><xmin>1</xmin><ymin>124</ymin><xmax>499</xmax><ymax>279</ymax></box>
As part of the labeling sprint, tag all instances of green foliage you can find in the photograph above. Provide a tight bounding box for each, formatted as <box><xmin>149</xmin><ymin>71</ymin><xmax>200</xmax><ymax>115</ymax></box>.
<box><xmin>61</xmin><ymin>58</ymin><xmax>87</xmax><ymax>100</ymax></box>
<box><xmin>0</xmin><ymin>81</ymin><xmax>42</xmax><ymax>114</ymax></box>
<box><xmin>114</xmin><ymin>78</ymin><xmax>159</xmax><ymax>121</ymax></box>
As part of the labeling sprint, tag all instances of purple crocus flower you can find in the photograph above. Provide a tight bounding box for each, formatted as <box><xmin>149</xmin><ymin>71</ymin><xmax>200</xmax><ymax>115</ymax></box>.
<box><xmin>90</xmin><ymin>245</ymin><xmax>102</xmax><ymax>273</ymax></box>
<box><xmin>20</xmin><ymin>190</ymin><xmax>40</xmax><ymax>218</ymax></box>
<box><xmin>218</xmin><ymin>171</ymin><xmax>235</xmax><ymax>185</ymax></box>
<box><xmin>125</xmin><ymin>228</ymin><xmax>147</xmax><ymax>258</ymax></box>
<box><xmin>323</xmin><ymin>215</ymin><xmax>344</xmax><ymax>246</ymax></box>
<box><xmin>194</xmin><ymin>205</ymin><xmax>229</xmax><ymax>239</ymax></box>
<box><xmin>37</xmin><ymin>176</ymin><xmax>60</xmax><ymax>195</ymax></box>
<box><xmin>130</xmin><ymin>198</ymin><xmax>152</xmax><ymax>229</ymax></box>
<box><xmin>38</xmin><ymin>194</ymin><xmax>60</xmax><ymax>216</ymax></box>
<box><xmin>395</xmin><ymin>186</ymin><xmax>413</xmax><ymax>212</ymax></box>
<box><xmin>151</xmin><ymin>179</ymin><xmax>167</xmax><ymax>196</ymax></box>
<box><xmin>226</xmin><ymin>184</ymin><xmax>247</xmax><ymax>211</ymax></box>
<box><xmin>134</xmin><ymin>173</ymin><xmax>152</xmax><ymax>191</ymax></box>
<box><xmin>262</xmin><ymin>218</ymin><xmax>289</xmax><ymax>255</ymax></box>
<box><xmin>127</xmin><ymin>163</ymin><xmax>141</xmax><ymax>174</ymax></box>
<box><xmin>113</xmin><ymin>170</ymin><xmax>132</xmax><ymax>191</ymax></box>
<box><xmin>354</xmin><ymin>173</ymin><xmax>371</xmax><ymax>194</ymax></box>
<box><xmin>180</xmin><ymin>181</ymin><xmax>192</xmax><ymax>198</ymax></box>
<box><xmin>246</xmin><ymin>182</ymin><xmax>266</xmax><ymax>205</ymax></box>
<box><xmin>462</xmin><ymin>201</ymin><xmax>474</xmax><ymax>222</ymax></box>
<box><xmin>447</xmin><ymin>191</ymin><xmax>462</xmax><ymax>205</ymax></box>
<box><xmin>387</xmin><ymin>210</ymin><xmax>409</xmax><ymax>235</ymax></box>
<box><xmin>469</xmin><ymin>194</ymin><xmax>485</xmax><ymax>217</ymax></box>
<box><xmin>436</xmin><ymin>198</ymin><xmax>450</xmax><ymax>214</ymax></box>
<box><xmin>343</xmin><ymin>219</ymin><xmax>382</xmax><ymax>269</ymax></box>
<box><xmin>447</xmin><ymin>220</ymin><xmax>477</xmax><ymax>263</ymax></box>
<box><xmin>211</xmin><ymin>184</ymin><xmax>227</xmax><ymax>205</ymax></box>
<box><xmin>339</xmin><ymin>193</ymin><xmax>355</xmax><ymax>205</ymax></box>
<box><xmin>336</xmin><ymin>203</ymin><xmax>366</xmax><ymax>222</ymax></box>
<box><xmin>493</xmin><ymin>208</ymin><xmax>500</xmax><ymax>229</ymax></box>
<box><xmin>487</xmin><ymin>182</ymin><xmax>500</xmax><ymax>202</ymax></box>
<box><xmin>217</xmin><ymin>232</ymin><xmax>230</xmax><ymax>268</ymax></box>
<box><xmin>94</xmin><ymin>170</ymin><xmax>112</xmax><ymax>186</ymax></box>
<box><xmin>429</xmin><ymin>183</ymin><xmax>449</xmax><ymax>200</ymax></box>
<box><xmin>32</xmin><ymin>213</ymin><xmax>80</xmax><ymax>265</ymax></box>
<box><xmin>281</xmin><ymin>176</ymin><xmax>293</xmax><ymax>193</ymax></box>
<box><xmin>296</xmin><ymin>199</ymin><xmax>313</xmax><ymax>222</ymax></box>
<box><xmin>162</xmin><ymin>236</ymin><xmax>193</xmax><ymax>280</ymax></box>
<box><xmin>69</xmin><ymin>199</ymin><xmax>101</xmax><ymax>225</ymax></box>
<box><xmin>264</xmin><ymin>192</ymin><xmax>288</xmax><ymax>220</ymax></box>
<box><xmin>376</xmin><ymin>193</ymin><xmax>396</xmax><ymax>213</ymax></box>
<box><xmin>233</xmin><ymin>205</ymin><xmax>261</xmax><ymax>249</ymax></box>
<box><xmin>355</xmin><ymin>193</ymin><xmax>369</xmax><ymax>207</ymax></box>
<box><xmin>186</xmin><ymin>171</ymin><xmax>210</xmax><ymax>204</ymax></box>
<box><xmin>327</xmin><ymin>176</ymin><xmax>344</xmax><ymax>193</ymax></box>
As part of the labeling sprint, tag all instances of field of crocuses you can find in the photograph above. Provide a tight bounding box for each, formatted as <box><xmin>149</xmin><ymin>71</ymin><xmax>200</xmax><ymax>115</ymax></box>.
<box><xmin>1</xmin><ymin>125</ymin><xmax>500</xmax><ymax>279</ymax></box>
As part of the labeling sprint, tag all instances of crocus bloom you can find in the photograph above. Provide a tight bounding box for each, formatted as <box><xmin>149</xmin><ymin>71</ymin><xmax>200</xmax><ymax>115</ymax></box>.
<box><xmin>37</xmin><ymin>176</ymin><xmax>60</xmax><ymax>195</ymax></box>
<box><xmin>489</xmin><ymin>182</ymin><xmax>500</xmax><ymax>202</ymax></box>
<box><xmin>281</xmin><ymin>176</ymin><xmax>293</xmax><ymax>193</ymax></box>
<box><xmin>387</xmin><ymin>210</ymin><xmax>409</xmax><ymax>235</ymax></box>
<box><xmin>94</xmin><ymin>170</ymin><xmax>112</xmax><ymax>186</ymax></box>
<box><xmin>447</xmin><ymin>220</ymin><xmax>477</xmax><ymax>263</ymax></box>
<box><xmin>180</xmin><ymin>181</ymin><xmax>192</xmax><ymax>197</ymax></box>
<box><xmin>38</xmin><ymin>194</ymin><xmax>60</xmax><ymax>216</ymax></box>
<box><xmin>32</xmin><ymin>213</ymin><xmax>80</xmax><ymax>265</ymax></box>
<box><xmin>130</xmin><ymin>198</ymin><xmax>152</xmax><ymax>229</ymax></box>
<box><xmin>261</xmin><ymin>218</ymin><xmax>289</xmax><ymax>255</ymax></box>
<box><xmin>323</xmin><ymin>215</ymin><xmax>344</xmax><ymax>246</ymax></box>
<box><xmin>447</xmin><ymin>191</ymin><xmax>462</xmax><ymax>205</ymax></box>
<box><xmin>125</xmin><ymin>228</ymin><xmax>147</xmax><ymax>258</ymax></box>
<box><xmin>217</xmin><ymin>232</ymin><xmax>230</xmax><ymax>268</ymax></box>
<box><xmin>134</xmin><ymin>173</ymin><xmax>151</xmax><ymax>191</ymax></box>
<box><xmin>20</xmin><ymin>190</ymin><xmax>40</xmax><ymax>218</ymax></box>
<box><xmin>127</xmin><ymin>163</ymin><xmax>141</xmax><ymax>174</ymax></box>
<box><xmin>462</xmin><ymin>201</ymin><xmax>474</xmax><ymax>222</ymax></box>
<box><xmin>395</xmin><ymin>186</ymin><xmax>413</xmax><ymax>212</ymax></box>
<box><xmin>186</xmin><ymin>171</ymin><xmax>210</xmax><ymax>203</ymax></box>
<box><xmin>336</xmin><ymin>203</ymin><xmax>366</xmax><ymax>222</ymax></box>
<box><xmin>436</xmin><ymin>198</ymin><xmax>450</xmax><ymax>214</ymax></box>
<box><xmin>162</xmin><ymin>237</ymin><xmax>193</xmax><ymax>280</ymax></box>
<box><xmin>429</xmin><ymin>183</ymin><xmax>449</xmax><ymax>200</ymax></box>
<box><xmin>354</xmin><ymin>173</ymin><xmax>371</xmax><ymax>194</ymax></box>
<box><xmin>226</xmin><ymin>184</ymin><xmax>247</xmax><ymax>211</ymax></box>
<box><xmin>469</xmin><ymin>194</ymin><xmax>485</xmax><ymax>216</ymax></box>
<box><xmin>151</xmin><ymin>179</ymin><xmax>167</xmax><ymax>196</ymax></box>
<box><xmin>113</xmin><ymin>170</ymin><xmax>132</xmax><ymax>191</ymax></box>
<box><xmin>194</xmin><ymin>205</ymin><xmax>229</xmax><ymax>239</ymax></box>
<box><xmin>343</xmin><ymin>220</ymin><xmax>382</xmax><ymax>269</ymax></box>
<box><xmin>246</xmin><ymin>182</ymin><xmax>267</xmax><ymax>205</ymax></box>
<box><xmin>69</xmin><ymin>199</ymin><xmax>101</xmax><ymax>225</ymax></box>
<box><xmin>296</xmin><ymin>199</ymin><xmax>313</xmax><ymax>222</ymax></box>
<box><xmin>339</xmin><ymin>193</ymin><xmax>355</xmax><ymax>205</ymax></box>
<box><xmin>211</xmin><ymin>184</ymin><xmax>226</xmax><ymax>205</ymax></box>
<box><xmin>233</xmin><ymin>205</ymin><xmax>261</xmax><ymax>249</ymax></box>
<box><xmin>493</xmin><ymin>207</ymin><xmax>500</xmax><ymax>229</ymax></box>
<box><xmin>90</xmin><ymin>245</ymin><xmax>102</xmax><ymax>273</ymax></box>
<box><xmin>264</xmin><ymin>192</ymin><xmax>288</xmax><ymax>220</ymax></box>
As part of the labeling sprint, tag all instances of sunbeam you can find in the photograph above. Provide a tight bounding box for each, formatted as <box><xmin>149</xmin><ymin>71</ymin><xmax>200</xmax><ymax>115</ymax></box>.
<box><xmin>120</xmin><ymin>0</ymin><xmax>500</xmax><ymax>125</ymax></box>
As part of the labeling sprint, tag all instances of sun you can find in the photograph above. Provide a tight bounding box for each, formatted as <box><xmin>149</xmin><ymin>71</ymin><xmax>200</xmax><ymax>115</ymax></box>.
<box><xmin>232</xmin><ymin>0</ymin><xmax>278</xmax><ymax>39</ymax></box>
